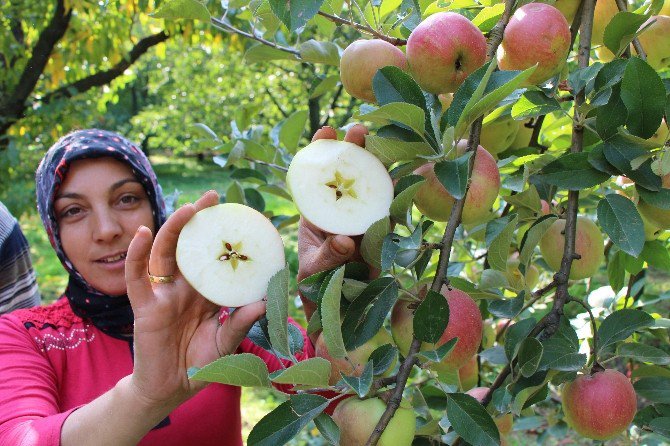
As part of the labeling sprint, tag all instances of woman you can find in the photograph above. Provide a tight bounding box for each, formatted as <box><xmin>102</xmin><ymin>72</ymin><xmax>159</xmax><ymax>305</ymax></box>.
<box><xmin>0</xmin><ymin>126</ymin><xmax>365</xmax><ymax>446</ymax></box>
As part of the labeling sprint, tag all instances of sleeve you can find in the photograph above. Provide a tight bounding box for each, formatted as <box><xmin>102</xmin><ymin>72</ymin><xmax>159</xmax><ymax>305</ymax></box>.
<box><xmin>0</xmin><ymin>316</ymin><xmax>80</xmax><ymax>446</ymax></box>
<box><xmin>0</xmin><ymin>222</ymin><xmax>41</xmax><ymax>314</ymax></box>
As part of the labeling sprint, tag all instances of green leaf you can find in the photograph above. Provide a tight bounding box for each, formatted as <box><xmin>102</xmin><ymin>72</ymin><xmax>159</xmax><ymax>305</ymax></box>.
<box><xmin>414</xmin><ymin>290</ymin><xmax>450</xmax><ymax>343</ymax></box>
<box><xmin>641</xmin><ymin>240</ymin><xmax>670</xmax><ymax>271</ymax></box>
<box><xmin>621</xmin><ymin>57</ymin><xmax>666</xmax><ymax>139</ymax></box>
<box><xmin>226</xmin><ymin>181</ymin><xmax>246</xmax><ymax>204</ymax></box>
<box><xmin>307</xmin><ymin>309</ymin><xmax>322</xmax><ymax>335</ymax></box>
<box><xmin>364</xmin><ymin>135</ymin><xmax>436</xmax><ymax>166</ymax></box>
<box><xmin>320</xmin><ymin>266</ymin><xmax>346</xmax><ymax>359</ymax></box>
<box><xmin>279</xmin><ymin>110</ymin><xmax>308</xmax><ymax>153</ymax></box>
<box><xmin>597</xmin><ymin>194</ymin><xmax>645</xmax><ymax>257</ymax></box>
<box><xmin>231</xmin><ymin>168</ymin><xmax>267</xmax><ymax>183</ymax></box>
<box><xmin>361</xmin><ymin>217</ymin><xmax>391</xmax><ymax>269</ymax></box>
<box><xmin>519</xmin><ymin>215</ymin><xmax>558</xmax><ymax>265</ymax></box>
<box><xmin>505</xmin><ymin>317</ymin><xmax>537</xmax><ymax>361</ymax></box>
<box><xmin>434</xmin><ymin>152</ymin><xmax>472</xmax><ymax>200</ymax></box>
<box><xmin>369</xmin><ymin>343</ymin><xmax>398</xmax><ymax>375</ymax></box>
<box><xmin>568</xmin><ymin>63</ymin><xmax>603</xmax><ymax>95</ymax></box>
<box><xmin>596</xmin><ymin>84</ymin><xmax>628</xmax><ymax>139</ymax></box>
<box><xmin>597</xmin><ymin>309</ymin><xmax>655</xmax><ymax>355</ymax></box>
<box><xmin>488</xmin><ymin>295</ymin><xmax>524</xmax><ymax>319</ymax></box>
<box><xmin>511</xmin><ymin>91</ymin><xmax>562</xmax><ymax>120</ymax></box>
<box><xmin>637</xmin><ymin>185</ymin><xmax>670</xmax><ymax>210</ymax></box>
<box><xmin>472</xmin><ymin>3</ymin><xmax>505</xmax><ymax>32</ymax></box>
<box><xmin>538</xmin><ymin>319</ymin><xmax>586</xmax><ymax>372</ymax></box>
<box><xmin>297</xmin><ymin>270</ymin><xmax>332</xmax><ymax>303</ymax></box>
<box><xmin>355</xmin><ymin>102</ymin><xmax>426</xmax><ymax>137</ymax></box>
<box><xmin>390</xmin><ymin>175</ymin><xmax>425</xmax><ymax>224</ymax></box>
<box><xmin>268</xmin><ymin>0</ymin><xmax>326</xmax><ymax>32</ymax></box>
<box><xmin>617</xmin><ymin>343</ymin><xmax>670</xmax><ymax>365</ymax></box>
<box><xmin>299</xmin><ymin>40</ymin><xmax>340</xmax><ymax>66</ymax></box>
<box><xmin>245</xmin><ymin>44</ymin><xmax>300</xmax><ymax>63</ymax></box>
<box><xmin>341</xmin><ymin>278</ymin><xmax>398</xmax><ymax>350</ymax></box>
<box><xmin>518</xmin><ymin>338</ymin><xmax>543</xmax><ymax>378</ymax></box>
<box><xmin>372</xmin><ymin>66</ymin><xmax>427</xmax><ymax>112</ymax></box>
<box><xmin>314</xmin><ymin>413</ymin><xmax>340</xmax><ymax>445</ymax></box>
<box><xmin>270</xmin><ymin>358</ymin><xmax>331</xmax><ymax>387</ymax></box>
<box><xmin>608</xmin><ymin>250</ymin><xmax>626</xmax><ymax>293</ymax></box>
<box><xmin>534</xmin><ymin>152</ymin><xmax>610</xmax><ymax>190</ymax></box>
<box><xmin>650</xmin><ymin>417</ymin><xmax>670</xmax><ymax>438</ymax></box>
<box><xmin>266</xmin><ymin>265</ymin><xmax>291</xmax><ymax>358</ymax></box>
<box><xmin>417</xmin><ymin>338</ymin><xmax>458</xmax><ymax>362</ymax></box>
<box><xmin>446</xmin><ymin>393</ymin><xmax>501</xmax><ymax>446</ymax></box>
<box><xmin>310</xmin><ymin>75</ymin><xmax>340</xmax><ymax>99</ymax></box>
<box><xmin>634</xmin><ymin>377</ymin><xmax>670</xmax><ymax>403</ymax></box>
<box><xmin>247</xmin><ymin>394</ymin><xmax>329</xmax><ymax>446</ymax></box>
<box><xmin>488</xmin><ymin>215</ymin><xmax>518</xmax><ymax>272</ymax></box>
<box><xmin>258</xmin><ymin>184</ymin><xmax>292</xmax><ymax>201</ymax></box>
<box><xmin>603</xmin><ymin>136</ymin><xmax>662</xmax><ymax>190</ymax></box>
<box><xmin>342</xmin><ymin>360</ymin><xmax>374</xmax><ymax>397</ymax></box>
<box><xmin>151</xmin><ymin>0</ymin><xmax>211</xmax><ymax>21</ymax></box>
<box><xmin>604</xmin><ymin>12</ymin><xmax>651</xmax><ymax>57</ymax></box>
<box><xmin>189</xmin><ymin>353</ymin><xmax>270</xmax><ymax>387</ymax></box>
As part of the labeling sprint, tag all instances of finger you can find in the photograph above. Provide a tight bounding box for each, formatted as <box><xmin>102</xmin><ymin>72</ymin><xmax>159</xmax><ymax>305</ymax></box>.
<box><xmin>194</xmin><ymin>190</ymin><xmax>219</xmax><ymax>212</ymax></box>
<box><xmin>217</xmin><ymin>301</ymin><xmax>267</xmax><ymax>356</ymax></box>
<box><xmin>344</xmin><ymin>124</ymin><xmax>368</xmax><ymax>147</ymax></box>
<box><xmin>148</xmin><ymin>202</ymin><xmax>197</xmax><ymax>276</ymax></box>
<box><xmin>125</xmin><ymin>226</ymin><xmax>155</xmax><ymax>310</ymax></box>
<box><xmin>304</xmin><ymin>235</ymin><xmax>355</xmax><ymax>278</ymax></box>
<box><xmin>311</xmin><ymin>126</ymin><xmax>338</xmax><ymax>142</ymax></box>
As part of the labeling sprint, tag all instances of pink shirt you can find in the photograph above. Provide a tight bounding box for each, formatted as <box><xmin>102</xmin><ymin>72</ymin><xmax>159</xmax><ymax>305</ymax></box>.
<box><xmin>0</xmin><ymin>298</ymin><xmax>314</xmax><ymax>446</ymax></box>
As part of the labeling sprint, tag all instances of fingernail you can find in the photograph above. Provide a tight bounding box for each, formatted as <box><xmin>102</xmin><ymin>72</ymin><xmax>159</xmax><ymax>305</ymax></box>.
<box><xmin>331</xmin><ymin>238</ymin><xmax>349</xmax><ymax>255</ymax></box>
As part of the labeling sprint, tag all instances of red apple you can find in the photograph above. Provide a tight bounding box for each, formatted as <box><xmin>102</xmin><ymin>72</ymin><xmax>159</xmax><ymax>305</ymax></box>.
<box><xmin>562</xmin><ymin>369</ymin><xmax>637</xmax><ymax>440</ymax></box>
<box><xmin>458</xmin><ymin>355</ymin><xmax>479</xmax><ymax>391</ymax></box>
<box><xmin>406</xmin><ymin>12</ymin><xmax>487</xmax><ymax>94</ymax></box>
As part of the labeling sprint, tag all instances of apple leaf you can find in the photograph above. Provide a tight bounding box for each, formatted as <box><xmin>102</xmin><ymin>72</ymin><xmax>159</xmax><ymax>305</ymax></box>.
<box><xmin>355</xmin><ymin>102</ymin><xmax>426</xmax><ymax>137</ymax></box>
<box><xmin>414</xmin><ymin>290</ymin><xmax>450</xmax><ymax>343</ymax></box>
<box><xmin>472</xmin><ymin>3</ymin><xmax>505</xmax><ymax>32</ymax></box>
<box><xmin>480</xmin><ymin>346</ymin><xmax>508</xmax><ymax>366</ymax></box>
<box><xmin>518</xmin><ymin>338</ymin><xmax>543</xmax><ymax>378</ymax></box>
<box><xmin>417</xmin><ymin>337</ymin><xmax>458</xmax><ymax>363</ymax></box>
<box><xmin>320</xmin><ymin>266</ymin><xmax>347</xmax><ymax>359</ymax></box>
<box><xmin>361</xmin><ymin>217</ymin><xmax>391</xmax><ymax>269</ymax></box>
<box><xmin>649</xmin><ymin>417</ymin><xmax>670</xmax><ymax>438</ymax></box>
<box><xmin>641</xmin><ymin>240</ymin><xmax>670</xmax><ymax>272</ymax></box>
<box><xmin>621</xmin><ymin>57</ymin><xmax>666</xmax><ymax>139</ymax></box>
<box><xmin>637</xmin><ymin>185</ymin><xmax>670</xmax><ymax>210</ymax></box>
<box><xmin>603</xmin><ymin>136</ymin><xmax>662</xmax><ymax>190</ymax></box>
<box><xmin>634</xmin><ymin>377</ymin><xmax>670</xmax><ymax>403</ymax></box>
<box><xmin>479</xmin><ymin>269</ymin><xmax>509</xmax><ymax>290</ymax></box>
<box><xmin>268</xmin><ymin>0</ymin><xmax>326</xmax><ymax>32</ymax></box>
<box><xmin>225</xmin><ymin>180</ymin><xmax>246</xmax><ymax>204</ymax></box>
<box><xmin>597</xmin><ymin>194</ymin><xmax>645</xmax><ymax>257</ymax></box>
<box><xmin>364</xmin><ymin>135</ymin><xmax>436</xmax><ymax>166</ymax></box>
<box><xmin>369</xmin><ymin>344</ymin><xmax>399</xmax><ymax>375</ymax></box>
<box><xmin>310</xmin><ymin>75</ymin><xmax>340</xmax><ymax>99</ymax></box>
<box><xmin>519</xmin><ymin>215</ymin><xmax>558</xmax><ymax>265</ymax></box>
<box><xmin>245</xmin><ymin>44</ymin><xmax>300</xmax><ymax>63</ymax></box>
<box><xmin>297</xmin><ymin>270</ymin><xmax>332</xmax><ymax>303</ymax></box>
<box><xmin>445</xmin><ymin>393</ymin><xmax>501</xmax><ymax>446</ymax></box>
<box><xmin>247</xmin><ymin>394</ymin><xmax>329</xmax><ymax>446</ymax></box>
<box><xmin>488</xmin><ymin>295</ymin><xmax>524</xmax><ymax>319</ymax></box>
<box><xmin>278</xmin><ymin>110</ymin><xmax>308</xmax><ymax>153</ymax></box>
<box><xmin>568</xmin><ymin>63</ymin><xmax>603</xmax><ymax>96</ymax></box>
<box><xmin>588</xmin><ymin>144</ymin><xmax>620</xmax><ymax>176</ymax></box>
<box><xmin>511</xmin><ymin>91</ymin><xmax>561</xmax><ymax>120</ymax></box>
<box><xmin>596</xmin><ymin>84</ymin><xmax>628</xmax><ymax>140</ymax></box>
<box><xmin>372</xmin><ymin>66</ymin><xmax>427</xmax><ymax>112</ymax></box>
<box><xmin>617</xmin><ymin>343</ymin><xmax>670</xmax><ymax>365</ymax></box>
<box><xmin>434</xmin><ymin>151</ymin><xmax>472</xmax><ymax>200</ymax></box>
<box><xmin>538</xmin><ymin>318</ymin><xmax>586</xmax><ymax>372</ymax></box>
<box><xmin>505</xmin><ymin>317</ymin><xmax>537</xmax><ymax>361</ymax></box>
<box><xmin>341</xmin><ymin>360</ymin><xmax>374</xmax><ymax>398</ymax></box>
<box><xmin>487</xmin><ymin>215</ymin><xmax>518</xmax><ymax>272</ymax></box>
<box><xmin>597</xmin><ymin>309</ymin><xmax>655</xmax><ymax>356</ymax></box>
<box><xmin>188</xmin><ymin>353</ymin><xmax>270</xmax><ymax>387</ymax></box>
<box><xmin>151</xmin><ymin>0</ymin><xmax>211</xmax><ymax>21</ymax></box>
<box><xmin>604</xmin><ymin>12</ymin><xmax>650</xmax><ymax>58</ymax></box>
<box><xmin>258</xmin><ymin>184</ymin><xmax>292</xmax><ymax>201</ymax></box>
<box><xmin>534</xmin><ymin>152</ymin><xmax>611</xmax><ymax>190</ymax></box>
<box><xmin>266</xmin><ymin>265</ymin><xmax>292</xmax><ymax>359</ymax></box>
<box><xmin>390</xmin><ymin>175</ymin><xmax>425</xmax><ymax>225</ymax></box>
<box><xmin>299</xmin><ymin>39</ymin><xmax>341</xmax><ymax>66</ymax></box>
<box><xmin>269</xmin><ymin>358</ymin><xmax>331</xmax><ymax>387</ymax></box>
<box><xmin>307</xmin><ymin>309</ymin><xmax>322</xmax><ymax>335</ymax></box>
<box><xmin>313</xmin><ymin>414</ymin><xmax>340</xmax><ymax>445</ymax></box>
<box><xmin>511</xmin><ymin>372</ymin><xmax>555</xmax><ymax>415</ymax></box>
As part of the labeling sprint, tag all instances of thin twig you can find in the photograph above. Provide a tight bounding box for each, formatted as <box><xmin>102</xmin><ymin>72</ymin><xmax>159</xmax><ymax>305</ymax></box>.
<box><xmin>317</xmin><ymin>11</ymin><xmax>407</xmax><ymax>46</ymax></box>
<box><xmin>243</xmin><ymin>157</ymin><xmax>288</xmax><ymax>172</ymax></box>
<box><xmin>567</xmin><ymin>297</ymin><xmax>599</xmax><ymax>362</ymax></box>
<box><xmin>210</xmin><ymin>17</ymin><xmax>300</xmax><ymax>57</ymax></box>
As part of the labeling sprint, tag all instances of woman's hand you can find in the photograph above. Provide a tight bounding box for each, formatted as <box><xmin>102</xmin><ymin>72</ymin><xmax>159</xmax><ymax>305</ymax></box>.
<box><xmin>124</xmin><ymin>190</ymin><xmax>265</xmax><ymax>409</ymax></box>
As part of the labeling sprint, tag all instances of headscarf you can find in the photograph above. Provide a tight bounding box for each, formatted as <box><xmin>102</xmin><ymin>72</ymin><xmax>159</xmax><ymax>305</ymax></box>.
<box><xmin>35</xmin><ymin>129</ymin><xmax>167</xmax><ymax>339</ymax></box>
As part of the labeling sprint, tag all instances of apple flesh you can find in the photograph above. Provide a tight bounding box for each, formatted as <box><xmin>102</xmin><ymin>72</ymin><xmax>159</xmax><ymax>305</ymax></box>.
<box><xmin>391</xmin><ymin>287</ymin><xmax>483</xmax><ymax>370</ymax></box>
<box><xmin>287</xmin><ymin>139</ymin><xmax>394</xmax><ymax>236</ymax></box>
<box><xmin>413</xmin><ymin>141</ymin><xmax>501</xmax><ymax>224</ymax></box>
<box><xmin>479</xmin><ymin>115</ymin><xmax>520</xmax><ymax>156</ymax></box>
<box><xmin>332</xmin><ymin>397</ymin><xmax>416</xmax><ymax>446</ymax></box>
<box><xmin>406</xmin><ymin>12</ymin><xmax>487</xmax><ymax>94</ymax></box>
<box><xmin>340</xmin><ymin>39</ymin><xmax>408</xmax><ymax>103</ymax></box>
<box><xmin>562</xmin><ymin>369</ymin><xmax>637</xmax><ymax>440</ymax></box>
<box><xmin>539</xmin><ymin>216</ymin><xmax>604</xmax><ymax>280</ymax></box>
<box><xmin>497</xmin><ymin>3</ymin><xmax>571</xmax><ymax>85</ymax></box>
<box><xmin>315</xmin><ymin>327</ymin><xmax>394</xmax><ymax>386</ymax></box>
<box><xmin>176</xmin><ymin>203</ymin><xmax>285</xmax><ymax>307</ymax></box>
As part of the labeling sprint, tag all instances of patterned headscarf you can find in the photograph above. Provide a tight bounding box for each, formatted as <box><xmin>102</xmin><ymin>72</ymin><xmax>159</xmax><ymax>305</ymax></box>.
<box><xmin>36</xmin><ymin>129</ymin><xmax>167</xmax><ymax>339</ymax></box>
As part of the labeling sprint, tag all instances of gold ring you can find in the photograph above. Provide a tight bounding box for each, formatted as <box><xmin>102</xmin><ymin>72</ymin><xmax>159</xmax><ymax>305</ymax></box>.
<box><xmin>149</xmin><ymin>274</ymin><xmax>175</xmax><ymax>284</ymax></box>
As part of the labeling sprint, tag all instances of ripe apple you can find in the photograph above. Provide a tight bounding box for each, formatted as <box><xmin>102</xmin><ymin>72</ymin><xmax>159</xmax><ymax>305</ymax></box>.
<box><xmin>638</xmin><ymin>173</ymin><xmax>670</xmax><ymax>230</ymax></box>
<box><xmin>562</xmin><ymin>369</ymin><xmax>637</xmax><ymax>440</ymax></box>
<box><xmin>286</xmin><ymin>139</ymin><xmax>394</xmax><ymax>236</ymax></box>
<box><xmin>176</xmin><ymin>203</ymin><xmax>285</xmax><ymax>307</ymax></box>
<box><xmin>497</xmin><ymin>3</ymin><xmax>571</xmax><ymax>85</ymax></box>
<box><xmin>592</xmin><ymin>0</ymin><xmax>619</xmax><ymax>46</ymax></box>
<box><xmin>458</xmin><ymin>355</ymin><xmax>479</xmax><ymax>391</ymax></box>
<box><xmin>391</xmin><ymin>287</ymin><xmax>483</xmax><ymax>370</ymax></box>
<box><xmin>340</xmin><ymin>39</ymin><xmax>408</xmax><ymax>103</ymax></box>
<box><xmin>506</xmin><ymin>259</ymin><xmax>540</xmax><ymax>290</ymax></box>
<box><xmin>413</xmin><ymin>140</ymin><xmax>501</xmax><ymax>224</ymax></box>
<box><xmin>315</xmin><ymin>327</ymin><xmax>394</xmax><ymax>385</ymax></box>
<box><xmin>332</xmin><ymin>397</ymin><xmax>416</xmax><ymax>446</ymax></box>
<box><xmin>539</xmin><ymin>216</ymin><xmax>604</xmax><ymax>280</ymax></box>
<box><xmin>479</xmin><ymin>115</ymin><xmax>521</xmax><ymax>156</ymax></box>
<box><xmin>406</xmin><ymin>12</ymin><xmax>487</xmax><ymax>94</ymax></box>
<box><xmin>637</xmin><ymin>16</ymin><xmax>670</xmax><ymax>70</ymax></box>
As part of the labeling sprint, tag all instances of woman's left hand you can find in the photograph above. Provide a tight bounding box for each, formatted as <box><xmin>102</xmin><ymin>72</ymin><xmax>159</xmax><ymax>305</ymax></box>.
<box><xmin>124</xmin><ymin>190</ymin><xmax>266</xmax><ymax>410</ymax></box>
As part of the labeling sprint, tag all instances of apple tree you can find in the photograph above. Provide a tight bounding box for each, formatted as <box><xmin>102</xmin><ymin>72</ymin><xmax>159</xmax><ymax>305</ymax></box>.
<box><xmin>155</xmin><ymin>0</ymin><xmax>669</xmax><ymax>444</ymax></box>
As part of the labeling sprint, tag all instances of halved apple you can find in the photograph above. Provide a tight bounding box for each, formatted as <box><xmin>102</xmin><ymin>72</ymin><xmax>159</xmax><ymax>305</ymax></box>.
<box><xmin>176</xmin><ymin>203</ymin><xmax>285</xmax><ymax>307</ymax></box>
<box><xmin>286</xmin><ymin>139</ymin><xmax>394</xmax><ymax>235</ymax></box>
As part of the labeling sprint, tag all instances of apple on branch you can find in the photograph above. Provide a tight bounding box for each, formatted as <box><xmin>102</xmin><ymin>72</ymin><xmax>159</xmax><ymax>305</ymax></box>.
<box><xmin>286</xmin><ymin>139</ymin><xmax>394</xmax><ymax>236</ymax></box>
<box><xmin>176</xmin><ymin>203</ymin><xmax>285</xmax><ymax>307</ymax></box>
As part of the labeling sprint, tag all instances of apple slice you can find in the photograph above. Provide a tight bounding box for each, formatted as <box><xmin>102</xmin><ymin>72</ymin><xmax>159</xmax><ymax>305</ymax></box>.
<box><xmin>286</xmin><ymin>139</ymin><xmax>394</xmax><ymax>235</ymax></box>
<box><xmin>176</xmin><ymin>203</ymin><xmax>285</xmax><ymax>307</ymax></box>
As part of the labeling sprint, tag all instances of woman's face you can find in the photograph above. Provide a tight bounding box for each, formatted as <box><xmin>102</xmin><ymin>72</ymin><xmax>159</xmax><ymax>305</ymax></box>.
<box><xmin>53</xmin><ymin>157</ymin><xmax>156</xmax><ymax>296</ymax></box>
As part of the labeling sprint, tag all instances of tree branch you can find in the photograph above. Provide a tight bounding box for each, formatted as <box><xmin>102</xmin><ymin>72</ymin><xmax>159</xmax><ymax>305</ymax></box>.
<box><xmin>265</xmin><ymin>87</ymin><xmax>289</xmax><ymax>118</ymax></box>
<box><xmin>316</xmin><ymin>11</ymin><xmax>407</xmax><ymax>46</ymax></box>
<box><xmin>320</xmin><ymin>84</ymin><xmax>344</xmax><ymax>128</ymax></box>
<box><xmin>210</xmin><ymin>17</ymin><xmax>300</xmax><ymax>57</ymax></box>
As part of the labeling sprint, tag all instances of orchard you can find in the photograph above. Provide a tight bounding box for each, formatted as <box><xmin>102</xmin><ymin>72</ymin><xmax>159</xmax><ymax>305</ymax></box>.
<box><xmin>2</xmin><ymin>0</ymin><xmax>670</xmax><ymax>444</ymax></box>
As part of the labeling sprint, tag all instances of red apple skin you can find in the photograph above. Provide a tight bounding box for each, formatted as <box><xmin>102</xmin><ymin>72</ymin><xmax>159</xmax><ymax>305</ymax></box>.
<box><xmin>340</xmin><ymin>39</ymin><xmax>408</xmax><ymax>103</ymax></box>
<box><xmin>458</xmin><ymin>355</ymin><xmax>479</xmax><ymax>391</ymax></box>
<box><xmin>315</xmin><ymin>327</ymin><xmax>394</xmax><ymax>385</ymax></box>
<box><xmin>540</xmin><ymin>200</ymin><xmax>551</xmax><ymax>215</ymax></box>
<box><xmin>391</xmin><ymin>287</ymin><xmax>483</xmax><ymax>370</ymax></box>
<box><xmin>562</xmin><ymin>369</ymin><xmax>637</xmax><ymax>440</ymax></box>
<box><xmin>413</xmin><ymin>142</ymin><xmax>501</xmax><ymax>224</ymax></box>
<box><xmin>497</xmin><ymin>3</ymin><xmax>571</xmax><ymax>85</ymax></box>
<box><xmin>638</xmin><ymin>173</ymin><xmax>670</xmax><ymax>230</ymax></box>
<box><xmin>406</xmin><ymin>12</ymin><xmax>487</xmax><ymax>94</ymax></box>
<box><xmin>539</xmin><ymin>216</ymin><xmax>604</xmax><ymax>280</ymax></box>
<box><xmin>332</xmin><ymin>397</ymin><xmax>416</xmax><ymax>446</ymax></box>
